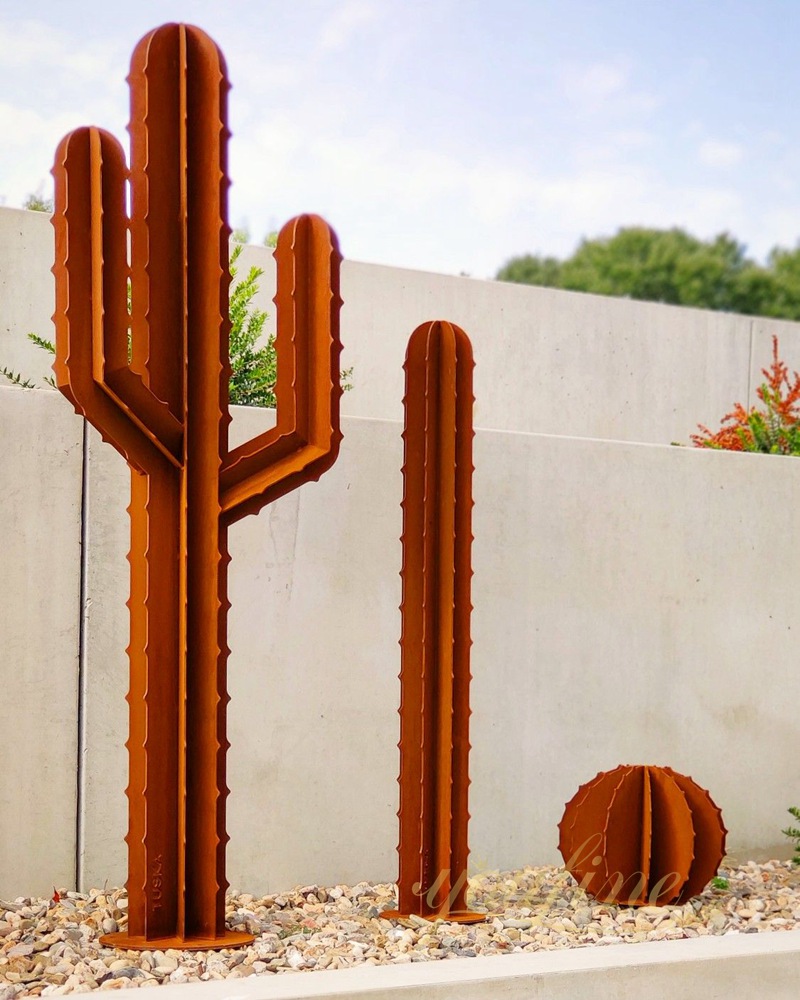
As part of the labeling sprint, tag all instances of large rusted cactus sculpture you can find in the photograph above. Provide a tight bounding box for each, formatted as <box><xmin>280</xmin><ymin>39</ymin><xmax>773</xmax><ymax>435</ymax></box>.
<box><xmin>558</xmin><ymin>765</ymin><xmax>727</xmax><ymax>906</ymax></box>
<box><xmin>383</xmin><ymin>321</ymin><xmax>483</xmax><ymax>924</ymax></box>
<box><xmin>51</xmin><ymin>23</ymin><xmax>342</xmax><ymax>950</ymax></box>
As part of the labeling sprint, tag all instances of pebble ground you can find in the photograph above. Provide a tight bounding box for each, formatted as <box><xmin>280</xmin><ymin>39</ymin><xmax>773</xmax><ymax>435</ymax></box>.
<box><xmin>1</xmin><ymin>860</ymin><xmax>798</xmax><ymax>996</ymax></box>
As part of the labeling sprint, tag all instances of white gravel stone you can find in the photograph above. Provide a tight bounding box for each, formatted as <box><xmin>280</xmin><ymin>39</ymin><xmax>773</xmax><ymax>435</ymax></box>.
<box><xmin>1</xmin><ymin>861</ymin><xmax>799</xmax><ymax>995</ymax></box>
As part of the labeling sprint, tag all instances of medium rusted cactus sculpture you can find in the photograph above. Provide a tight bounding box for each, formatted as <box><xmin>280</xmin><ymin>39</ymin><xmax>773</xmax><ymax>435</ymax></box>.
<box><xmin>383</xmin><ymin>321</ymin><xmax>483</xmax><ymax>924</ymax></box>
<box><xmin>558</xmin><ymin>765</ymin><xmax>727</xmax><ymax>906</ymax></box>
<box><xmin>52</xmin><ymin>23</ymin><xmax>342</xmax><ymax>950</ymax></box>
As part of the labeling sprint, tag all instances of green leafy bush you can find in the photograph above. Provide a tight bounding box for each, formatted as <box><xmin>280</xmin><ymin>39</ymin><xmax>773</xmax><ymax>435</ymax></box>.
<box><xmin>228</xmin><ymin>242</ymin><xmax>277</xmax><ymax>406</ymax></box>
<box><xmin>691</xmin><ymin>336</ymin><xmax>800</xmax><ymax>455</ymax></box>
<box><xmin>783</xmin><ymin>807</ymin><xmax>800</xmax><ymax>864</ymax></box>
<box><xmin>0</xmin><ymin>364</ymin><xmax>37</xmax><ymax>388</ymax></box>
<box><xmin>23</xmin><ymin>190</ymin><xmax>54</xmax><ymax>213</ymax></box>
<box><xmin>2</xmin><ymin>241</ymin><xmax>352</xmax><ymax>407</ymax></box>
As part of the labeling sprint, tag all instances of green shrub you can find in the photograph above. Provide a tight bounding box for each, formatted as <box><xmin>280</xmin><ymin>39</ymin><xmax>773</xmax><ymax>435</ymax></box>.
<box><xmin>692</xmin><ymin>336</ymin><xmax>800</xmax><ymax>455</ymax></box>
<box><xmin>2</xmin><ymin>240</ymin><xmax>352</xmax><ymax>407</ymax></box>
<box><xmin>782</xmin><ymin>806</ymin><xmax>800</xmax><ymax>864</ymax></box>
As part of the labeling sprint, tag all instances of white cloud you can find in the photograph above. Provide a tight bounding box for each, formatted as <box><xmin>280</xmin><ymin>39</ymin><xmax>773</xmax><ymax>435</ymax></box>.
<box><xmin>698</xmin><ymin>139</ymin><xmax>743</xmax><ymax>168</ymax></box>
<box><xmin>0</xmin><ymin>18</ymin><xmax>123</xmax><ymax>81</ymax></box>
<box><xmin>562</xmin><ymin>62</ymin><xmax>628</xmax><ymax>104</ymax></box>
<box><xmin>1</xmin><ymin>5</ymin><xmax>797</xmax><ymax>280</ymax></box>
<box><xmin>0</xmin><ymin>100</ymin><xmax>111</xmax><ymax>205</ymax></box>
<box><xmin>0</xmin><ymin>18</ymin><xmax>127</xmax><ymax>205</ymax></box>
<box><xmin>317</xmin><ymin>0</ymin><xmax>384</xmax><ymax>53</ymax></box>
<box><xmin>558</xmin><ymin>60</ymin><xmax>658</xmax><ymax>117</ymax></box>
<box><xmin>746</xmin><ymin>206</ymin><xmax>800</xmax><ymax>259</ymax></box>
<box><xmin>228</xmin><ymin>105</ymin><xmax>754</xmax><ymax>278</ymax></box>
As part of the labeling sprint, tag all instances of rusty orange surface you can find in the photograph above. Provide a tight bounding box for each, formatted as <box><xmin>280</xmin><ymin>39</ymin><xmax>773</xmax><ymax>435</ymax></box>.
<box><xmin>383</xmin><ymin>321</ymin><xmax>483</xmax><ymax>924</ymax></box>
<box><xmin>558</xmin><ymin>765</ymin><xmax>727</xmax><ymax>906</ymax></box>
<box><xmin>51</xmin><ymin>23</ymin><xmax>342</xmax><ymax>950</ymax></box>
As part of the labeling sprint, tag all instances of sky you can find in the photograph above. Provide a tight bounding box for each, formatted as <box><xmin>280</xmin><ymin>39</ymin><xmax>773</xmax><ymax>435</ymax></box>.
<box><xmin>1</xmin><ymin>0</ymin><xmax>798</xmax><ymax>278</ymax></box>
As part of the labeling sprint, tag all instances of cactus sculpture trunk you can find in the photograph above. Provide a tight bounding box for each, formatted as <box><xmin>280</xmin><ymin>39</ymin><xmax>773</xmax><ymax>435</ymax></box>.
<box><xmin>383</xmin><ymin>321</ymin><xmax>483</xmax><ymax>924</ymax></box>
<box><xmin>51</xmin><ymin>23</ymin><xmax>342</xmax><ymax>950</ymax></box>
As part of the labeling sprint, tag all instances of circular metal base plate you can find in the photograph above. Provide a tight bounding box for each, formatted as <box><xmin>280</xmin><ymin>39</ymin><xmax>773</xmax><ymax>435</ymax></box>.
<box><xmin>381</xmin><ymin>908</ymin><xmax>486</xmax><ymax>924</ymax></box>
<box><xmin>99</xmin><ymin>929</ymin><xmax>255</xmax><ymax>952</ymax></box>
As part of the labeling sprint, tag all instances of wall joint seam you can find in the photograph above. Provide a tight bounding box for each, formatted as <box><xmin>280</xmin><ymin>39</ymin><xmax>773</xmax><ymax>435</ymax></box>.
<box><xmin>75</xmin><ymin>418</ymin><xmax>90</xmax><ymax>892</ymax></box>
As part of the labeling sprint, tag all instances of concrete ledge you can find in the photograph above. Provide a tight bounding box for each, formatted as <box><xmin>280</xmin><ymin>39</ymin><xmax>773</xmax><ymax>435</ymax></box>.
<box><xmin>111</xmin><ymin>930</ymin><xmax>800</xmax><ymax>999</ymax></box>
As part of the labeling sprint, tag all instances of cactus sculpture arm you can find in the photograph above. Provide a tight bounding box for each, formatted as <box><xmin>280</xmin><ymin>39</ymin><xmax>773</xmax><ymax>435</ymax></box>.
<box><xmin>51</xmin><ymin>22</ymin><xmax>342</xmax><ymax>950</ymax></box>
<box><xmin>220</xmin><ymin>214</ymin><xmax>343</xmax><ymax>522</ymax></box>
<box><xmin>52</xmin><ymin>127</ymin><xmax>181</xmax><ymax>471</ymax></box>
<box><xmin>383</xmin><ymin>321</ymin><xmax>483</xmax><ymax>924</ymax></box>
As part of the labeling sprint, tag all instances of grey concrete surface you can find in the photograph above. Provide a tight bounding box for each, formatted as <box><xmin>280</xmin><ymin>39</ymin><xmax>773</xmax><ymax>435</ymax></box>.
<box><xmin>104</xmin><ymin>929</ymin><xmax>800</xmax><ymax>1000</ymax></box>
<box><xmin>6</xmin><ymin>205</ymin><xmax>800</xmax><ymax>447</ymax></box>
<box><xmin>75</xmin><ymin>409</ymin><xmax>800</xmax><ymax>894</ymax></box>
<box><xmin>3</xmin><ymin>205</ymin><xmax>800</xmax><ymax>899</ymax></box>
<box><xmin>0</xmin><ymin>387</ymin><xmax>83</xmax><ymax>896</ymax></box>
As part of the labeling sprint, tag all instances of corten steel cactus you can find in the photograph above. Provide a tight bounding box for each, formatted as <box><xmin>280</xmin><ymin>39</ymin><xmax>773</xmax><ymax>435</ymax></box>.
<box><xmin>558</xmin><ymin>765</ymin><xmax>727</xmax><ymax>906</ymax></box>
<box><xmin>51</xmin><ymin>23</ymin><xmax>342</xmax><ymax>950</ymax></box>
<box><xmin>382</xmin><ymin>321</ymin><xmax>483</xmax><ymax>924</ymax></box>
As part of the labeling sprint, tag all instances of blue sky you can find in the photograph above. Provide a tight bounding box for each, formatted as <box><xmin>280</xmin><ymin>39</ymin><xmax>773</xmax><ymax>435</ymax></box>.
<box><xmin>0</xmin><ymin>0</ymin><xmax>798</xmax><ymax>277</ymax></box>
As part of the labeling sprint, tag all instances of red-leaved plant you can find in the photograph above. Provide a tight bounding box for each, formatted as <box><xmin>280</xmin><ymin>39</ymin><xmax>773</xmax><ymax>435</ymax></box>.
<box><xmin>692</xmin><ymin>336</ymin><xmax>800</xmax><ymax>455</ymax></box>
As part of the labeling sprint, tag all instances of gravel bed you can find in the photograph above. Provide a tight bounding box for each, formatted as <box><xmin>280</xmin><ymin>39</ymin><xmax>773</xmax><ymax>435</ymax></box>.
<box><xmin>1</xmin><ymin>860</ymin><xmax>798</xmax><ymax>996</ymax></box>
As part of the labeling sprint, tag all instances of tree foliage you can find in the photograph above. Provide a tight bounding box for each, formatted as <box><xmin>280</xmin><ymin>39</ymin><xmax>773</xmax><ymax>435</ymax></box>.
<box><xmin>497</xmin><ymin>227</ymin><xmax>800</xmax><ymax>320</ymax></box>
<box><xmin>227</xmin><ymin>242</ymin><xmax>276</xmax><ymax>406</ymax></box>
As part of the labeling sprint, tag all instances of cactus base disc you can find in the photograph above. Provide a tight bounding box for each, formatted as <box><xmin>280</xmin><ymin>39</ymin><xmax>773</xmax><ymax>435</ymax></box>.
<box><xmin>380</xmin><ymin>909</ymin><xmax>485</xmax><ymax>924</ymax></box>
<box><xmin>99</xmin><ymin>929</ymin><xmax>255</xmax><ymax>952</ymax></box>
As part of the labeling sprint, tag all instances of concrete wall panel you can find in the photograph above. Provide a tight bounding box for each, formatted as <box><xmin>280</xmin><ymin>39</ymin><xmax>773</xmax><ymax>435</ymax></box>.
<box><xmin>0</xmin><ymin>387</ymin><xmax>83</xmax><ymax>897</ymax></box>
<box><xmin>0</xmin><ymin>209</ymin><xmax>57</xmax><ymax>387</ymax></box>
<box><xmin>234</xmin><ymin>239</ymin><xmax>781</xmax><ymax>446</ymax></box>
<box><xmin>8</xmin><ymin>207</ymin><xmax>799</xmax><ymax>449</ymax></box>
<box><xmin>4</xmin><ymin>206</ymin><xmax>800</xmax><ymax>898</ymax></box>
<box><xmin>749</xmin><ymin>314</ymin><xmax>800</xmax><ymax>410</ymax></box>
<box><xmin>337</xmin><ymin>260</ymin><xmax>758</xmax><ymax>446</ymax></box>
<box><xmin>76</xmin><ymin>407</ymin><xmax>800</xmax><ymax>894</ymax></box>
<box><xmin>77</xmin><ymin>408</ymin><xmax>402</xmax><ymax>892</ymax></box>
<box><xmin>226</xmin><ymin>413</ymin><xmax>402</xmax><ymax>893</ymax></box>
<box><xmin>469</xmin><ymin>431</ymin><xmax>800</xmax><ymax>871</ymax></box>
<box><xmin>77</xmin><ymin>429</ymin><xmax>129</xmax><ymax>891</ymax></box>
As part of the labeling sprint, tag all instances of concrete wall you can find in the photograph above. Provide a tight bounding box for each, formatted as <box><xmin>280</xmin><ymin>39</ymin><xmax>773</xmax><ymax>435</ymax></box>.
<box><xmin>0</xmin><ymin>209</ymin><xmax>57</xmax><ymax>386</ymax></box>
<box><xmin>0</xmin><ymin>387</ymin><xmax>83</xmax><ymax>895</ymax></box>
<box><xmin>5</xmin><ymin>205</ymin><xmax>800</xmax><ymax>447</ymax></box>
<box><xmin>227</xmin><ymin>414</ymin><xmax>800</xmax><ymax>891</ymax></box>
<box><xmin>3</xmin><ymin>386</ymin><xmax>797</xmax><ymax>898</ymax></box>
<box><xmin>3</xmin><ymin>204</ymin><xmax>800</xmax><ymax>899</ymax></box>
<box><xmin>191</xmin><ymin>237</ymin><xmax>800</xmax><ymax>445</ymax></box>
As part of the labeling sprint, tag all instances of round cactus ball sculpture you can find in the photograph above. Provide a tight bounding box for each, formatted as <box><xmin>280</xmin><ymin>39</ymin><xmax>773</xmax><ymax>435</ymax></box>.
<box><xmin>558</xmin><ymin>765</ymin><xmax>727</xmax><ymax>906</ymax></box>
